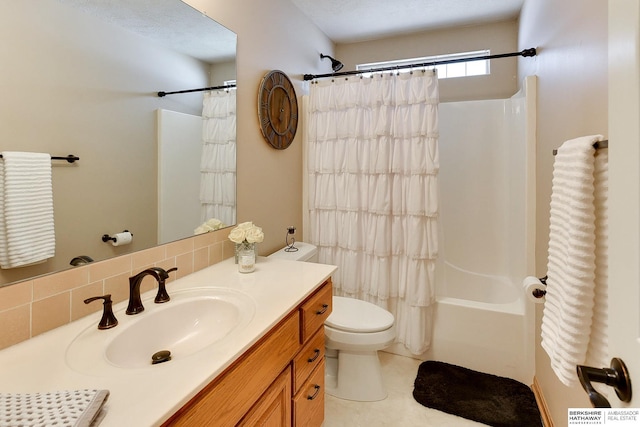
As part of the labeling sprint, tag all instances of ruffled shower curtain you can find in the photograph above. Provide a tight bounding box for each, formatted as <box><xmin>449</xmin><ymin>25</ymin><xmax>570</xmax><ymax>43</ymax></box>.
<box><xmin>200</xmin><ymin>89</ymin><xmax>237</xmax><ymax>226</ymax></box>
<box><xmin>306</xmin><ymin>71</ymin><xmax>439</xmax><ymax>354</ymax></box>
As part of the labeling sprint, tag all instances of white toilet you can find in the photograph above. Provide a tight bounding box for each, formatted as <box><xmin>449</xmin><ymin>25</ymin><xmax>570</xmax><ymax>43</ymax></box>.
<box><xmin>268</xmin><ymin>242</ymin><xmax>396</xmax><ymax>402</ymax></box>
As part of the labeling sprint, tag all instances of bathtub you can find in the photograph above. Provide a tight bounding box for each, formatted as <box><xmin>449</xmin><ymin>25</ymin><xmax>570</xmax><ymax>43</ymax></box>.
<box><xmin>424</xmin><ymin>262</ymin><xmax>533</xmax><ymax>385</ymax></box>
<box><xmin>386</xmin><ymin>261</ymin><xmax>533</xmax><ymax>385</ymax></box>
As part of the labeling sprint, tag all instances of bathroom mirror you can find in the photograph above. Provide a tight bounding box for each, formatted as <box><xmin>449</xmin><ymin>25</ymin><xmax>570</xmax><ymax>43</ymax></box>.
<box><xmin>0</xmin><ymin>0</ymin><xmax>237</xmax><ymax>286</ymax></box>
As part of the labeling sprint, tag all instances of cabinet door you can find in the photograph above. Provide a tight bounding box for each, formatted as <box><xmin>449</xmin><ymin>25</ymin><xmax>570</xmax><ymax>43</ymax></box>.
<box><xmin>238</xmin><ymin>367</ymin><xmax>292</xmax><ymax>427</ymax></box>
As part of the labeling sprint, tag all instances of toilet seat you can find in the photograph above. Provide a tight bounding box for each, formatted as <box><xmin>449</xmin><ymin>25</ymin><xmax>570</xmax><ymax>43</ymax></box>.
<box><xmin>325</xmin><ymin>296</ymin><xmax>394</xmax><ymax>333</ymax></box>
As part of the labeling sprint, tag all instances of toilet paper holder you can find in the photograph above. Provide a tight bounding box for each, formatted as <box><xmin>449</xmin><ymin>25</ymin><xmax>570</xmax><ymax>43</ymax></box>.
<box><xmin>532</xmin><ymin>275</ymin><xmax>547</xmax><ymax>299</ymax></box>
<box><xmin>102</xmin><ymin>230</ymin><xmax>133</xmax><ymax>243</ymax></box>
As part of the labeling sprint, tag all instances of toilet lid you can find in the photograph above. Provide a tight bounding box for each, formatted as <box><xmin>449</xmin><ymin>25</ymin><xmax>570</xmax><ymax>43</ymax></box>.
<box><xmin>325</xmin><ymin>296</ymin><xmax>394</xmax><ymax>333</ymax></box>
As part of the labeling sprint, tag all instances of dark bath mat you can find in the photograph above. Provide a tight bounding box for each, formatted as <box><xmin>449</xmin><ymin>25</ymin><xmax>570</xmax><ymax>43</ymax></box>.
<box><xmin>413</xmin><ymin>360</ymin><xmax>542</xmax><ymax>427</ymax></box>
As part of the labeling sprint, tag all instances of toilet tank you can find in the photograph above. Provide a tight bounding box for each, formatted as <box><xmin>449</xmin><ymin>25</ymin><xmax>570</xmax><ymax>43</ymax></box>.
<box><xmin>268</xmin><ymin>242</ymin><xmax>318</xmax><ymax>263</ymax></box>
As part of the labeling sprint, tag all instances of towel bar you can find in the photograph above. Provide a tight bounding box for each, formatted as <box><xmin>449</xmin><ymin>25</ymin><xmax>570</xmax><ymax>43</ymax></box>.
<box><xmin>0</xmin><ymin>154</ymin><xmax>79</xmax><ymax>163</ymax></box>
<box><xmin>552</xmin><ymin>140</ymin><xmax>608</xmax><ymax>156</ymax></box>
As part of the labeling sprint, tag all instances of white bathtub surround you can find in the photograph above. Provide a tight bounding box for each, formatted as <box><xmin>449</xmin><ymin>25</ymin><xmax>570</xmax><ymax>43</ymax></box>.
<box><xmin>306</xmin><ymin>70</ymin><xmax>440</xmax><ymax>355</ymax></box>
<box><xmin>200</xmin><ymin>89</ymin><xmax>236</xmax><ymax>227</ymax></box>
<box><xmin>429</xmin><ymin>77</ymin><xmax>537</xmax><ymax>385</ymax></box>
<box><xmin>541</xmin><ymin>135</ymin><xmax>608</xmax><ymax>387</ymax></box>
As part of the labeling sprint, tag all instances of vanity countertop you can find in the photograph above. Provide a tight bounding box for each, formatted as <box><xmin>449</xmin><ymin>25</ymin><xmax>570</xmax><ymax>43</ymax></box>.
<box><xmin>0</xmin><ymin>256</ymin><xmax>337</xmax><ymax>426</ymax></box>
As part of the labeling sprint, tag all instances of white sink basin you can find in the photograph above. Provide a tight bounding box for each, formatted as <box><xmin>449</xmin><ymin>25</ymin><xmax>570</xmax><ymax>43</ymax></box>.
<box><xmin>66</xmin><ymin>287</ymin><xmax>255</xmax><ymax>374</ymax></box>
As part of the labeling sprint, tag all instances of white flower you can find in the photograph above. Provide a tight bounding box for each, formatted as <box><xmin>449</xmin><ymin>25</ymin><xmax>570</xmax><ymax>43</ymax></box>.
<box><xmin>228</xmin><ymin>227</ymin><xmax>247</xmax><ymax>243</ymax></box>
<box><xmin>228</xmin><ymin>222</ymin><xmax>264</xmax><ymax>244</ymax></box>
<box><xmin>245</xmin><ymin>226</ymin><xmax>264</xmax><ymax>243</ymax></box>
<box><xmin>194</xmin><ymin>217</ymin><xmax>225</xmax><ymax>235</ymax></box>
<box><xmin>194</xmin><ymin>225</ymin><xmax>209</xmax><ymax>235</ymax></box>
<box><xmin>205</xmin><ymin>218</ymin><xmax>224</xmax><ymax>229</ymax></box>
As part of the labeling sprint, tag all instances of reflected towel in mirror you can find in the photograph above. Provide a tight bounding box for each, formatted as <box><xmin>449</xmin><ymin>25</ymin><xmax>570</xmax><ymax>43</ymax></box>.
<box><xmin>0</xmin><ymin>151</ymin><xmax>55</xmax><ymax>269</ymax></box>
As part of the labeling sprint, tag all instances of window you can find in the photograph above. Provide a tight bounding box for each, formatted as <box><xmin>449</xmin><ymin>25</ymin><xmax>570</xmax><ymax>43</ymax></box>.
<box><xmin>356</xmin><ymin>49</ymin><xmax>490</xmax><ymax>79</ymax></box>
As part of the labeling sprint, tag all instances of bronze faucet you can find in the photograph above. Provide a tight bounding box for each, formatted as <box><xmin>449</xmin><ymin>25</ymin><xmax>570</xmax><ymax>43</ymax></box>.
<box><xmin>126</xmin><ymin>267</ymin><xmax>178</xmax><ymax>315</ymax></box>
<box><xmin>84</xmin><ymin>294</ymin><xmax>118</xmax><ymax>329</ymax></box>
<box><xmin>153</xmin><ymin>266</ymin><xmax>178</xmax><ymax>303</ymax></box>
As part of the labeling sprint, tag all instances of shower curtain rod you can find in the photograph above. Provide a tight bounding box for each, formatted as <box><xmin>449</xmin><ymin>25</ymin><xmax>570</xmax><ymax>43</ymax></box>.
<box><xmin>552</xmin><ymin>139</ymin><xmax>609</xmax><ymax>155</ymax></box>
<box><xmin>157</xmin><ymin>83</ymin><xmax>236</xmax><ymax>97</ymax></box>
<box><xmin>303</xmin><ymin>48</ymin><xmax>537</xmax><ymax>81</ymax></box>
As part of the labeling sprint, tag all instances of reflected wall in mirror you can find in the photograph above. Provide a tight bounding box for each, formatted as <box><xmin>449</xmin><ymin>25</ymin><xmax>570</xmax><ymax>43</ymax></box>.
<box><xmin>0</xmin><ymin>0</ymin><xmax>237</xmax><ymax>286</ymax></box>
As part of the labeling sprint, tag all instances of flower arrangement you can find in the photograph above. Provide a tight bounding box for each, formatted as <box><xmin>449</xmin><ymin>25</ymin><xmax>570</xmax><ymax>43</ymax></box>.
<box><xmin>228</xmin><ymin>221</ymin><xmax>264</xmax><ymax>246</ymax></box>
<box><xmin>194</xmin><ymin>218</ymin><xmax>225</xmax><ymax>235</ymax></box>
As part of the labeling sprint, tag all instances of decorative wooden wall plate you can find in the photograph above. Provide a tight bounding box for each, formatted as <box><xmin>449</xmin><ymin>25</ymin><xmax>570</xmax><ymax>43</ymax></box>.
<box><xmin>258</xmin><ymin>70</ymin><xmax>298</xmax><ymax>149</ymax></box>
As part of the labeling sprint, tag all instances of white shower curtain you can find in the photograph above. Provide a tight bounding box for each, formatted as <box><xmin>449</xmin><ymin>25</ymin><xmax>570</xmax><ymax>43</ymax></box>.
<box><xmin>306</xmin><ymin>71</ymin><xmax>439</xmax><ymax>354</ymax></box>
<box><xmin>200</xmin><ymin>89</ymin><xmax>237</xmax><ymax>226</ymax></box>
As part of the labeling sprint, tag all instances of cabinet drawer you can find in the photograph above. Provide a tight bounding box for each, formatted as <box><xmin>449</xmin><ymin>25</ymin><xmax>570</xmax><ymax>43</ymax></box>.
<box><xmin>299</xmin><ymin>280</ymin><xmax>332</xmax><ymax>344</ymax></box>
<box><xmin>292</xmin><ymin>328</ymin><xmax>325</xmax><ymax>392</ymax></box>
<box><xmin>293</xmin><ymin>360</ymin><xmax>325</xmax><ymax>427</ymax></box>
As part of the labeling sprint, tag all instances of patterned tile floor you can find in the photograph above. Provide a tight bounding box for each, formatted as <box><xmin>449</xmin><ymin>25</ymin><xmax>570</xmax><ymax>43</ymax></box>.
<box><xmin>324</xmin><ymin>352</ymin><xmax>485</xmax><ymax>427</ymax></box>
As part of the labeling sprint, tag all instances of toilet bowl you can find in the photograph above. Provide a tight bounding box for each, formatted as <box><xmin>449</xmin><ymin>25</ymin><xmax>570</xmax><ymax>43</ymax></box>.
<box><xmin>268</xmin><ymin>242</ymin><xmax>396</xmax><ymax>402</ymax></box>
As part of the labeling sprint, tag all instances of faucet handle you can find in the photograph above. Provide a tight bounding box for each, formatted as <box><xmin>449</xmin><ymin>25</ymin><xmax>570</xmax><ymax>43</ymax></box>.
<box><xmin>155</xmin><ymin>267</ymin><xmax>178</xmax><ymax>303</ymax></box>
<box><xmin>84</xmin><ymin>294</ymin><xmax>118</xmax><ymax>330</ymax></box>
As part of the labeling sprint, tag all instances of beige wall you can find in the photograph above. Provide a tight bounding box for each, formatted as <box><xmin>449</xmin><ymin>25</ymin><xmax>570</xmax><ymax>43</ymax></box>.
<box><xmin>336</xmin><ymin>20</ymin><xmax>519</xmax><ymax>102</ymax></box>
<box><xmin>518</xmin><ymin>0</ymin><xmax>608</xmax><ymax>424</ymax></box>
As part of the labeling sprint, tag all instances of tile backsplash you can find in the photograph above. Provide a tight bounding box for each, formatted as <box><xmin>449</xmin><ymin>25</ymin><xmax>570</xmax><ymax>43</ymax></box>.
<box><xmin>0</xmin><ymin>228</ymin><xmax>234</xmax><ymax>350</ymax></box>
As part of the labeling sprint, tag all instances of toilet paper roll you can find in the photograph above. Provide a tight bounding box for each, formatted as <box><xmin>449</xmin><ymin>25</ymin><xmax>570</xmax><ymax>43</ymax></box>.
<box><xmin>523</xmin><ymin>276</ymin><xmax>546</xmax><ymax>303</ymax></box>
<box><xmin>111</xmin><ymin>231</ymin><xmax>133</xmax><ymax>247</ymax></box>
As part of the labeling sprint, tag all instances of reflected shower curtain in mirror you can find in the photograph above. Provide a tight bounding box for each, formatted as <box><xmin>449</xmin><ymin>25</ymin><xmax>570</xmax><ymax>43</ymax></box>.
<box><xmin>200</xmin><ymin>89</ymin><xmax>237</xmax><ymax>226</ymax></box>
<box><xmin>306</xmin><ymin>71</ymin><xmax>439</xmax><ymax>354</ymax></box>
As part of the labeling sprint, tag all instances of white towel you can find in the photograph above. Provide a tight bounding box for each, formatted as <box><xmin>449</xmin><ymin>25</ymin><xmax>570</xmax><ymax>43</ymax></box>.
<box><xmin>541</xmin><ymin>135</ymin><xmax>606</xmax><ymax>387</ymax></box>
<box><xmin>0</xmin><ymin>389</ymin><xmax>109</xmax><ymax>427</ymax></box>
<box><xmin>0</xmin><ymin>151</ymin><xmax>56</xmax><ymax>269</ymax></box>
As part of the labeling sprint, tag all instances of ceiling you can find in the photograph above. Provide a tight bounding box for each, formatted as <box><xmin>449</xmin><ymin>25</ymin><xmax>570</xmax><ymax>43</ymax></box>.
<box><xmin>57</xmin><ymin>0</ymin><xmax>524</xmax><ymax>62</ymax></box>
<box><xmin>57</xmin><ymin>0</ymin><xmax>237</xmax><ymax>63</ymax></box>
<box><xmin>290</xmin><ymin>0</ymin><xmax>525</xmax><ymax>43</ymax></box>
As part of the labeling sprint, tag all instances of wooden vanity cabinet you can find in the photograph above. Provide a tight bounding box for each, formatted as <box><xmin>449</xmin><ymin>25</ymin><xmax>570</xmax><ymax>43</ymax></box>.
<box><xmin>163</xmin><ymin>279</ymin><xmax>332</xmax><ymax>427</ymax></box>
